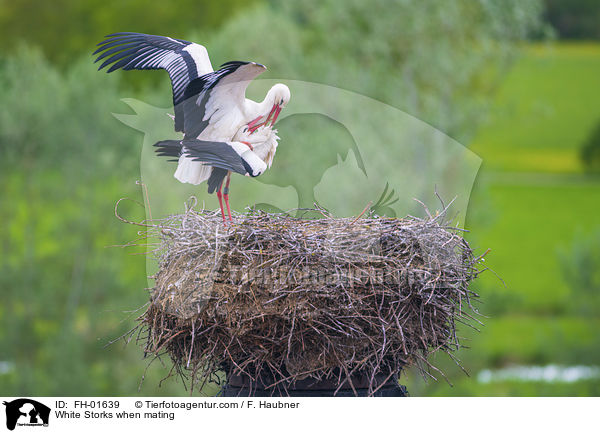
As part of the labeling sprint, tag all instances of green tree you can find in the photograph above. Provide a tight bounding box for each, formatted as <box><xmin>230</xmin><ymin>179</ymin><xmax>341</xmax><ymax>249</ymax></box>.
<box><xmin>0</xmin><ymin>0</ymin><xmax>260</xmax><ymax>66</ymax></box>
<box><xmin>208</xmin><ymin>0</ymin><xmax>546</xmax><ymax>143</ymax></box>
<box><xmin>544</xmin><ymin>0</ymin><xmax>600</xmax><ymax>39</ymax></box>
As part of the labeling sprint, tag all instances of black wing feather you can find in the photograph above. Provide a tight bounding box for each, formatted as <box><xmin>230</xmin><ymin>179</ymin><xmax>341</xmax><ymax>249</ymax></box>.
<box><xmin>94</xmin><ymin>43</ymin><xmax>140</xmax><ymax>62</ymax></box>
<box><xmin>95</xmin><ymin>33</ymin><xmax>263</xmax><ymax>138</ymax></box>
<box><xmin>153</xmin><ymin>139</ymin><xmax>248</xmax><ymax>176</ymax></box>
<box><xmin>153</xmin><ymin>140</ymin><xmax>182</xmax><ymax>159</ymax></box>
<box><xmin>94</xmin><ymin>32</ymin><xmax>199</xmax><ymax>107</ymax></box>
<box><xmin>182</xmin><ymin>140</ymin><xmax>247</xmax><ymax>175</ymax></box>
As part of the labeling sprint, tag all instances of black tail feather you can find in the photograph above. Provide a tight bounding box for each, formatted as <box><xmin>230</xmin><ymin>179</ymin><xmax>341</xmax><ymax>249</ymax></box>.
<box><xmin>154</xmin><ymin>140</ymin><xmax>183</xmax><ymax>160</ymax></box>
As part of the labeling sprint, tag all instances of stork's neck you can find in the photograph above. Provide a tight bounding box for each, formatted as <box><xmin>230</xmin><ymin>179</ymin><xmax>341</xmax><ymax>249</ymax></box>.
<box><xmin>244</xmin><ymin>94</ymin><xmax>271</xmax><ymax>120</ymax></box>
<box><xmin>259</xmin><ymin>89</ymin><xmax>276</xmax><ymax>114</ymax></box>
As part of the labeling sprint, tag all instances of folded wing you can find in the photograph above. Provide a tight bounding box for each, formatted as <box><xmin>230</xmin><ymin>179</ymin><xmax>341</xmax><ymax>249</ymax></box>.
<box><xmin>181</xmin><ymin>61</ymin><xmax>267</xmax><ymax>138</ymax></box>
<box><xmin>154</xmin><ymin>139</ymin><xmax>267</xmax><ymax>178</ymax></box>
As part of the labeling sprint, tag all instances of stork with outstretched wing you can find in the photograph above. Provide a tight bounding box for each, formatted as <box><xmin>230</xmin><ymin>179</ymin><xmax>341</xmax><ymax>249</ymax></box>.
<box><xmin>94</xmin><ymin>32</ymin><xmax>290</xmax><ymax>222</ymax></box>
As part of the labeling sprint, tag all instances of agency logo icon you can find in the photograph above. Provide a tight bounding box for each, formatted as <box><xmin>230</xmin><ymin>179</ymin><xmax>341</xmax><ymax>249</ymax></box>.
<box><xmin>3</xmin><ymin>399</ymin><xmax>50</xmax><ymax>431</ymax></box>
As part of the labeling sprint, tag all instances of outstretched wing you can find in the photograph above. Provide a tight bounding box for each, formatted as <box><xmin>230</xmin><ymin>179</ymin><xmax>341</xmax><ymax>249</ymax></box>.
<box><xmin>180</xmin><ymin>61</ymin><xmax>267</xmax><ymax>138</ymax></box>
<box><xmin>93</xmin><ymin>32</ymin><xmax>213</xmax><ymax>109</ymax></box>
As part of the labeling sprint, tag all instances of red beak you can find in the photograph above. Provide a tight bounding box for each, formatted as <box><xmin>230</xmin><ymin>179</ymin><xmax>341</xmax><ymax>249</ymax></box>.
<box><xmin>247</xmin><ymin>104</ymin><xmax>281</xmax><ymax>134</ymax></box>
<box><xmin>270</xmin><ymin>105</ymin><xmax>282</xmax><ymax>126</ymax></box>
<box><xmin>264</xmin><ymin>104</ymin><xmax>278</xmax><ymax>125</ymax></box>
<box><xmin>247</xmin><ymin>116</ymin><xmax>262</xmax><ymax>131</ymax></box>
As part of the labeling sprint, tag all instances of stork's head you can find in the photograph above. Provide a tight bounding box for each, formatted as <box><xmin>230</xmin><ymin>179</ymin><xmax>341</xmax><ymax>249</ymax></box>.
<box><xmin>265</xmin><ymin>83</ymin><xmax>290</xmax><ymax>127</ymax></box>
<box><xmin>248</xmin><ymin>84</ymin><xmax>290</xmax><ymax>133</ymax></box>
<box><xmin>268</xmin><ymin>83</ymin><xmax>291</xmax><ymax>108</ymax></box>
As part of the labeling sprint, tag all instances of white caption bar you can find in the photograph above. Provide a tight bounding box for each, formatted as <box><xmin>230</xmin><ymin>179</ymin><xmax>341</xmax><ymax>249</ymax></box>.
<box><xmin>0</xmin><ymin>397</ymin><xmax>597</xmax><ymax>433</ymax></box>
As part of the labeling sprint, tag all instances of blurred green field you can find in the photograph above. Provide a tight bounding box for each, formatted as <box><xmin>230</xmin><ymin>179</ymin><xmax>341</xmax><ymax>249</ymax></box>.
<box><xmin>471</xmin><ymin>43</ymin><xmax>600</xmax><ymax>173</ymax></box>
<box><xmin>469</xmin><ymin>176</ymin><xmax>600</xmax><ymax>313</ymax></box>
<box><xmin>405</xmin><ymin>316</ymin><xmax>600</xmax><ymax>396</ymax></box>
<box><xmin>415</xmin><ymin>41</ymin><xmax>600</xmax><ymax>396</ymax></box>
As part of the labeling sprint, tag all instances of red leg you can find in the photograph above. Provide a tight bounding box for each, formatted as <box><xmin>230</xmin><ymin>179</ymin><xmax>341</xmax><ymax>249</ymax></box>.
<box><xmin>223</xmin><ymin>172</ymin><xmax>233</xmax><ymax>222</ymax></box>
<box><xmin>216</xmin><ymin>184</ymin><xmax>226</xmax><ymax>223</ymax></box>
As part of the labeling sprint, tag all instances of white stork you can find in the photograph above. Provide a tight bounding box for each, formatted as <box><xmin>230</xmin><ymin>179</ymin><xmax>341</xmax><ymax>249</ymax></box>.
<box><xmin>94</xmin><ymin>32</ymin><xmax>290</xmax><ymax>221</ymax></box>
<box><xmin>154</xmin><ymin>125</ymin><xmax>279</xmax><ymax>220</ymax></box>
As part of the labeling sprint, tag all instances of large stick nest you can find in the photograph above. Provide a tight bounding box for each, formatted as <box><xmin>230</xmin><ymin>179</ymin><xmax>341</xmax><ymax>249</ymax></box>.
<box><xmin>136</xmin><ymin>205</ymin><xmax>483</xmax><ymax>396</ymax></box>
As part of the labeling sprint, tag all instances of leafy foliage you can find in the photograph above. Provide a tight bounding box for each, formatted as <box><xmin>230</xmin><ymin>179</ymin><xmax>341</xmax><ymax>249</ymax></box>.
<box><xmin>208</xmin><ymin>0</ymin><xmax>546</xmax><ymax>143</ymax></box>
<box><xmin>0</xmin><ymin>0</ymin><xmax>259</xmax><ymax>67</ymax></box>
<box><xmin>0</xmin><ymin>48</ymin><xmax>178</xmax><ymax>395</ymax></box>
<box><xmin>0</xmin><ymin>47</ymin><xmax>140</xmax><ymax>174</ymax></box>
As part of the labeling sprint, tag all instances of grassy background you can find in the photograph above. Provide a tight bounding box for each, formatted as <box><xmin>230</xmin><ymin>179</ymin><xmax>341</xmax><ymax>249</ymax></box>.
<box><xmin>471</xmin><ymin>43</ymin><xmax>600</xmax><ymax>173</ymax></box>
<box><xmin>401</xmin><ymin>42</ymin><xmax>600</xmax><ymax>396</ymax></box>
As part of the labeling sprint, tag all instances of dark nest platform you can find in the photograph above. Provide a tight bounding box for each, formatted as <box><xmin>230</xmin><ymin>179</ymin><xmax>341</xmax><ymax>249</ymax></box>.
<box><xmin>136</xmin><ymin>206</ymin><xmax>483</xmax><ymax>396</ymax></box>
